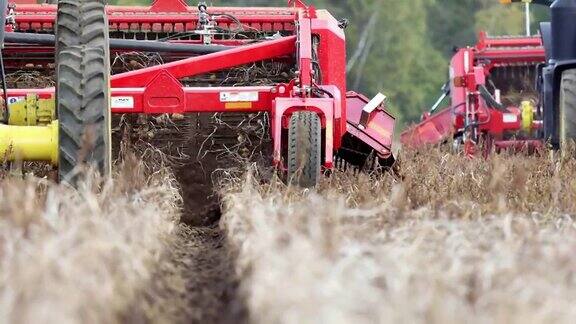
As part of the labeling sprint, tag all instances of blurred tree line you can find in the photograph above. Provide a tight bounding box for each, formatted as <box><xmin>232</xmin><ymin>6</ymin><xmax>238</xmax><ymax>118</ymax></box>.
<box><xmin>109</xmin><ymin>0</ymin><xmax>550</xmax><ymax>125</ymax></box>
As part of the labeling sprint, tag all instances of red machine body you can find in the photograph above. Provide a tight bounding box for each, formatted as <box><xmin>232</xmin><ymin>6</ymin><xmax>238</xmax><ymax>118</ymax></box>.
<box><xmin>5</xmin><ymin>0</ymin><xmax>395</xmax><ymax>170</ymax></box>
<box><xmin>401</xmin><ymin>32</ymin><xmax>546</xmax><ymax>155</ymax></box>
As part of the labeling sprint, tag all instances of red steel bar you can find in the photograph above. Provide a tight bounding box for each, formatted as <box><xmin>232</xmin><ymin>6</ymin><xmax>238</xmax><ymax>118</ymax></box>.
<box><xmin>476</xmin><ymin>48</ymin><xmax>546</xmax><ymax>64</ymax></box>
<box><xmin>111</xmin><ymin>36</ymin><xmax>296</xmax><ymax>87</ymax></box>
<box><xmin>3</xmin><ymin>86</ymin><xmax>275</xmax><ymax>113</ymax></box>
<box><xmin>476</xmin><ymin>31</ymin><xmax>543</xmax><ymax>49</ymax></box>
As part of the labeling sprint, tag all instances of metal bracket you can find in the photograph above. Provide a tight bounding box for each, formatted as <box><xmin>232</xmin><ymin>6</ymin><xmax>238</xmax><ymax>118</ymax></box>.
<box><xmin>358</xmin><ymin>93</ymin><xmax>386</xmax><ymax>130</ymax></box>
<box><xmin>8</xmin><ymin>93</ymin><xmax>55</xmax><ymax>126</ymax></box>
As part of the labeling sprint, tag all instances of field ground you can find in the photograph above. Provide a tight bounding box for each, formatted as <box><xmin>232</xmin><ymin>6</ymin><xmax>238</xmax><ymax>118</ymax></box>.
<box><xmin>1</xmin><ymin>147</ymin><xmax>576</xmax><ymax>323</ymax></box>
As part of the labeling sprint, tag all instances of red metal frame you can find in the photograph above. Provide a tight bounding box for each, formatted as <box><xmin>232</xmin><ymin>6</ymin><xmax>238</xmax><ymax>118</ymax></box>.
<box><xmin>5</xmin><ymin>0</ymin><xmax>396</xmax><ymax>170</ymax></box>
<box><xmin>12</xmin><ymin>0</ymin><xmax>299</xmax><ymax>33</ymax></box>
<box><xmin>401</xmin><ymin>32</ymin><xmax>546</xmax><ymax>155</ymax></box>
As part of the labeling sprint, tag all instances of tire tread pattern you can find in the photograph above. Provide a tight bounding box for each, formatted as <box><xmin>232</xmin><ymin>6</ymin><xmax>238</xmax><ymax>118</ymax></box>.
<box><xmin>288</xmin><ymin>112</ymin><xmax>321</xmax><ymax>188</ymax></box>
<box><xmin>561</xmin><ymin>69</ymin><xmax>576</xmax><ymax>143</ymax></box>
<box><xmin>56</xmin><ymin>0</ymin><xmax>110</xmax><ymax>184</ymax></box>
<box><xmin>56</xmin><ymin>0</ymin><xmax>107</xmax><ymax>52</ymax></box>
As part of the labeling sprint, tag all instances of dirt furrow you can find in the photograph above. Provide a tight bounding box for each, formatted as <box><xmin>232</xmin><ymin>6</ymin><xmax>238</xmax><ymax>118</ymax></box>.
<box><xmin>175</xmin><ymin>225</ymin><xmax>247</xmax><ymax>324</ymax></box>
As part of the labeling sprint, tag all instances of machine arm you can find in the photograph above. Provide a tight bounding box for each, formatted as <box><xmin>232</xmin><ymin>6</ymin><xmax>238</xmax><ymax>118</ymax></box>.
<box><xmin>429</xmin><ymin>82</ymin><xmax>451</xmax><ymax>114</ymax></box>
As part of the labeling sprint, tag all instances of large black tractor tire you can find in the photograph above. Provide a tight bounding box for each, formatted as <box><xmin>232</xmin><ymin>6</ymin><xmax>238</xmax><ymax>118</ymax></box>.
<box><xmin>287</xmin><ymin>111</ymin><xmax>322</xmax><ymax>188</ymax></box>
<box><xmin>56</xmin><ymin>0</ymin><xmax>109</xmax><ymax>55</ymax></box>
<box><xmin>559</xmin><ymin>69</ymin><xmax>576</xmax><ymax>150</ymax></box>
<box><xmin>56</xmin><ymin>0</ymin><xmax>111</xmax><ymax>184</ymax></box>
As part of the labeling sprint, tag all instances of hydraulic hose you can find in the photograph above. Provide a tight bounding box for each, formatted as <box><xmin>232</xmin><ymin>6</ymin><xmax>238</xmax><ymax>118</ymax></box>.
<box><xmin>478</xmin><ymin>84</ymin><xmax>505</xmax><ymax>111</ymax></box>
<box><xmin>4</xmin><ymin>32</ymin><xmax>232</xmax><ymax>54</ymax></box>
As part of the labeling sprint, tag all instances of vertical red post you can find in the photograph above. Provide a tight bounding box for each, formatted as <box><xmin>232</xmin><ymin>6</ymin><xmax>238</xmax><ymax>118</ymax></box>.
<box><xmin>296</xmin><ymin>16</ymin><xmax>313</xmax><ymax>90</ymax></box>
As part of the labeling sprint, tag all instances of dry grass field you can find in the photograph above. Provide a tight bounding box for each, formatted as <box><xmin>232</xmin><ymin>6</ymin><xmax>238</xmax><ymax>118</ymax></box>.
<box><xmin>1</xmin><ymin>146</ymin><xmax>576</xmax><ymax>323</ymax></box>
<box><xmin>221</xmin><ymin>148</ymin><xmax>576</xmax><ymax>324</ymax></box>
<box><xmin>0</xmin><ymin>153</ymin><xmax>187</xmax><ymax>323</ymax></box>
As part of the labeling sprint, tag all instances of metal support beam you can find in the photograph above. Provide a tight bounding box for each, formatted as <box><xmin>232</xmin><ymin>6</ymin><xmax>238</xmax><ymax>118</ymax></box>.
<box><xmin>111</xmin><ymin>36</ymin><xmax>296</xmax><ymax>87</ymax></box>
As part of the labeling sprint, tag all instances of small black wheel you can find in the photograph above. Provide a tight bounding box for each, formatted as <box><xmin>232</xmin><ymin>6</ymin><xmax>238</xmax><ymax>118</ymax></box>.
<box><xmin>56</xmin><ymin>0</ymin><xmax>111</xmax><ymax>184</ymax></box>
<box><xmin>287</xmin><ymin>111</ymin><xmax>322</xmax><ymax>188</ymax></box>
<box><xmin>559</xmin><ymin>68</ymin><xmax>576</xmax><ymax>150</ymax></box>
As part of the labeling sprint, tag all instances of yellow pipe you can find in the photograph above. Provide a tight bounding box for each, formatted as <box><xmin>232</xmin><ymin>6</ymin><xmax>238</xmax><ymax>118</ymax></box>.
<box><xmin>0</xmin><ymin>121</ymin><xmax>59</xmax><ymax>165</ymax></box>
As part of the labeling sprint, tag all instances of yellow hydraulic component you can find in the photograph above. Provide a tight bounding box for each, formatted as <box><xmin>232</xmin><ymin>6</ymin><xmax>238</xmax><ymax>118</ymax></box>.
<box><xmin>8</xmin><ymin>94</ymin><xmax>55</xmax><ymax>126</ymax></box>
<box><xmin>521</xmin><ymin>100</ymin><xmax>535</xmax><ymax>132</ymax></box>
<box><xmin>0</xmin><ymin>121</ymin><xmax>59</xmax><ymax>165</ymax></box>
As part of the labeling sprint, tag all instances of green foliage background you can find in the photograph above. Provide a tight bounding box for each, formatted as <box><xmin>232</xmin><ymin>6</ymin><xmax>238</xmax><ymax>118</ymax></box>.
<box><xmin>109</xmin><ymin>0</ymin><xmax>550</xmax><ymax>126</ymax></box>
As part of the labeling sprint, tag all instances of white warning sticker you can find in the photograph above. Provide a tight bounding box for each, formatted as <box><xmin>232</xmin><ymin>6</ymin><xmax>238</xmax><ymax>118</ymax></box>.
<box><xmin>111</xmin><ymin>96</ymin><xmax>134</xmax><ymax>109</ymax></box>
<box><xmin>7</xmin><ymin>97</ymin><xmax>25</xmax><ymax>105</ymax></box>
<box><xmin>220</xmin><ymin>91</ymin><xmax>259</xmax><ymax>102</ymax></box>
<box><xmin>503</xmin><ymin>113</ymin><xmax>518</xmax><ymax>124</ymax></box>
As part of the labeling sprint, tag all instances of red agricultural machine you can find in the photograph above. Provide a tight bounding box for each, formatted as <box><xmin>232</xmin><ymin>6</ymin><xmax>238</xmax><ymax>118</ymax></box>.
<box><xmin>0</xmin><ymin>0</ymin><xmax>396</xmax><ymax>188</ymax></box>
<box><xmin>401</xmin><ymin>32</ymin><xmax>546</xmax><ymax>156</ymax></box>
<box><xmin>403</xmin><ymin>0</ymin><xmax>576</xmax><ymax>156</ymax></box>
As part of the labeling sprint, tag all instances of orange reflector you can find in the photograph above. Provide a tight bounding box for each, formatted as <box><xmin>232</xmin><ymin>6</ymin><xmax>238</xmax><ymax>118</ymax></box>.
<box><xmin>453</xmin><ymin>76</ymin><xmax>467</xmax><ymax>87</ymax></box>
<box><xmin>225</xmin><ymin>102</ymin><xmax>252</xmax><ymax>110</ymax></box>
